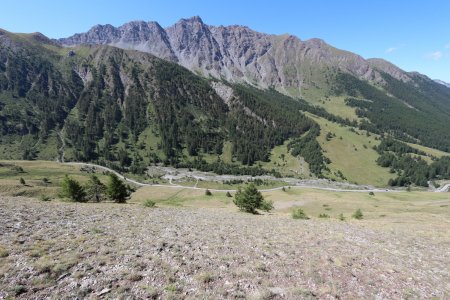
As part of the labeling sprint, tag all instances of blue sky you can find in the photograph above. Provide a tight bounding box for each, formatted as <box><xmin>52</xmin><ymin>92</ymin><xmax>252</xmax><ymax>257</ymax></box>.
<box><xmin>2</xmin><ymin>0</ymin><xmax>450</xmax><ymax>81</ymax></box>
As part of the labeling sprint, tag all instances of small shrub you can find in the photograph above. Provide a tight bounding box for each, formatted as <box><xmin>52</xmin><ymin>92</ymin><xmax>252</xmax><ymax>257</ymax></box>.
<box><xmin>205</xmin><ymin>189</ymin><xmax>212</xmax><ymax>196</ymax></box>
<box><xmin>13</xmin><ymin>285</ymin><xmax>27</xmax><ymax>296</ymax></box>
<box><xmin>19</xmin><ymin>177</ymin><xmax>26</xmax><ymax>185</ymax></box>
<box><xmin>338</xmin><ymin>213</ymin><xmax>346</xmax><ymax>221</ymax></box>
<box><xmin>352</xmin><ymin>209</ymin><xmax>364</xmax><ymax>220</ymax></box>
<box><xmin>39</xmin><ymin>195</ymin><xmax>51</xmax><ymax>202</ymax></box>
<box><xmin>318</xmin><ymin>213</ymin><xmax>330</xmax><ymax>218</ymax></box>
<box><xmin>225</xmin><ymin>191</ymin><xmax>232</xmax><ymax>197</ymax></box>
<box><xmin>260</xmin><ymin>199</ymin><xmax>274</xmax><ymax>212</ymax></box>
<box><xmin>369</xmin><ymin>191</ymin><xmax>375</xmax><ymax>196</ymax></box>
<box><xmin>282</xmin><ymin>186</ymin><xmax>286</xmax><ymax>192</ymax></box>
<box><xmin>143</xmin><ymin>199</ymin><xmax>156</xmax><ymax>207</ymax></box>
<box><xmin>127</xmin><ymin>273</ymin><xmax>143</xmax><ymax>282</ymax></box>
<box><xmin>292</xmin><ymin>208</ymin><xmax>309</xmax><ymax>220</ymax></box>
<box><xmin>12</xmin><ymin>166</ymin><xmax>24</xmax><ymax>173</ymax></box>
<box><xmin>0</xmin><ymin>245</ymin><xmax>9</xmax><ymax>257</ymax></box>
<box><xmin>197</xmin><ymin>272</ymin><xmax>215</xmax><ymax>284</ymax></box>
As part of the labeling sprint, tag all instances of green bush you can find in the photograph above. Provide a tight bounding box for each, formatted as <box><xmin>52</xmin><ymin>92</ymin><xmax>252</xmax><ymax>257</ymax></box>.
<box><xmin>143</xmin><ymin>199</ymin><xmax>156</xmax><ymax>207</ymax></box>
<box><xmin>39</xmin><ymin>195</ymin><xmax>51</xmax><ymax>202</ymax></box>
<box><xmin>13</xmin><ymin>285</ymin><xmax>27</xmax><ymax>296</ymax></box>
<box><xmin>19</xmin><ymin>177</ymin><xmax>26</xmax><ymax>185</ymax></box>
<box><xmin>338</xmin><ymin>213</ymin><xmax>346</xmax><ymax>221</ymax></box>
<box><xmin>352</xmin><ymin>209</ymin><xmax>364</xmax><ymax>220</ymax></box>
<box><xmin>233</xmin><ymin>183</ymin><xmax>272</xmax><ymax>214</ymax></box>
<box><xmin>260</xmin><ymin>199</ymin><xmax>274</xmax><ymax>212</ymax></box>
<box><xmin>226</xmin><ymin>191</ymin><xmax>232</xmax><ymax>197</ymax></box>
<box><xmin>292</xmin><ymin>208</ymin><xmax>309</xmax><ymax>220</ymax></box>
<box><xmin>205</xmin><ymin>189</ymin><xmax>212</xmax><ymax>196</ymax></box>
<box><xmin>318</xmin><ymin>213</ymin><xmax>330</xmax><ymax>218</ymax></box>
<box><xmin>369</xmin><ymin>191</ymin><xmax>375</xmax><ymax>196</ymax></box>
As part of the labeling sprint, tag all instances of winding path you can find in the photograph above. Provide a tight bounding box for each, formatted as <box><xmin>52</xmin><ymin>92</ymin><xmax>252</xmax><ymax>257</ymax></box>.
<box><xmin>436</xmin><ymin>183</ymin><xmax>450</xmax><ymax>192</ymax></box>
<box><xmin>63</xmin><ymin>162</ymin><xmax>408</xmax><ymax>193</ymax></box>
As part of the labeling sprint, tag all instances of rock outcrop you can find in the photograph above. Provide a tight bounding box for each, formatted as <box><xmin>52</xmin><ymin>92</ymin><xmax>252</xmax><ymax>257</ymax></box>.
<box><xmin>59</xmin><ymin>16</ymin><xmax>412</xmax><ymax>92</ymax></box>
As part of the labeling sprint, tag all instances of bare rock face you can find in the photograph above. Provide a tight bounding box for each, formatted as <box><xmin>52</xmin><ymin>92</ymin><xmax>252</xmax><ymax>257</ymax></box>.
<box><xmin>59</xmin><ymin>16</ymin><xmax>412</xmax><ymax>91</ymax></box>
<box><xmin>434</xmin><ymin>79</ymin><xmax>450</xmax><ymax>89</ymax></box>
<box><xmin>367</xmin><ymin>58</ymin><xmax>412</xmax><ymax>82</ymax></box>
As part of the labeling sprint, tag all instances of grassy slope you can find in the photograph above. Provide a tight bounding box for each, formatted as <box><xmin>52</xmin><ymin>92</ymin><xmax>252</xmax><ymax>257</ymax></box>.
<box><xmin>0</xmin><ymin>160</ymin><xmax>111</xmax><ymax>198</ymax></box>
<box><xmin>307</xmin><ymin>113</ymin><xmax>393</xmax><ymax>186</ymax></box>
<box><xmin>131</xmin><ymin>184</ymin><xmax>450</xmax><ymax>229</ymax></box>
<box><xmin>407</xmin><ymin>142</ymin><xmax>450</xmax><ymax>158</ymax></box>
<box><xmin>260</xmin><ymin>139</ymin><xmax>311</xmax><ymax>178</ymax></box>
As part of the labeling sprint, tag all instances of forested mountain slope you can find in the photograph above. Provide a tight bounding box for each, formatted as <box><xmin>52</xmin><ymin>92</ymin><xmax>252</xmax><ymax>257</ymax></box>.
<box><xmin>1</xmin><ymin>23</ymin><xmax>450</xmax><ymax>186</ymax></box>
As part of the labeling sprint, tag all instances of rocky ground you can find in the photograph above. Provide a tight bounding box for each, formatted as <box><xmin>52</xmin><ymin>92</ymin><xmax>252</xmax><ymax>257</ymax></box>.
<box><xmin>0</xmin><ymin>197</ymin><xmax>449</xmax><ymax>299</ymax></box>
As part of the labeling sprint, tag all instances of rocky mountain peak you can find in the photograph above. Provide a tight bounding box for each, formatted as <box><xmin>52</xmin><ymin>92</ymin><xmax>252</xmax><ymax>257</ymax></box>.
<box><xmin>367</xmin><ymin>58</ymin><xmax>411</xmax><ymax>82</ymax></box>
<box><xmin>59</xmin><ymin>16</ymin><xmax>413</xmax><ymax>92</ymax></box>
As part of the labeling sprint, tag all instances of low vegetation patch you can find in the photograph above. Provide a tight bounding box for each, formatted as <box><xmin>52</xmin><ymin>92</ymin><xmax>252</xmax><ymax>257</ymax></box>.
<box><xmin>39</xmin><ymin>195</ymin><xmax>51</xmax><ymax>202</ymax></box>
<box><xmin>292</xmin><ymin>208</ymin><xmax>309</xmax><ymax>220</ymax></box>
<box><xmin>318</xmin><ymin>213</ymin><xmax>330</xmax><ymax>218</ymax></box>
<box><xmin>143</xmin><ymin>199</ymin><xmax>156</xmax><ymax>208</ymax></box>
<box><xmin>352</xmin><ymin>209</ymin><xmax>364</xmax><ymax>220</ymax></box>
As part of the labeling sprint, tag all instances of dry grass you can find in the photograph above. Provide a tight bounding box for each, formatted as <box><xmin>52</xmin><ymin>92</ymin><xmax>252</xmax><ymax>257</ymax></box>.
<box><xmin>0</xmin><ymin>196</ymin><xmax>448</xmax><ymax>299</ymax></box>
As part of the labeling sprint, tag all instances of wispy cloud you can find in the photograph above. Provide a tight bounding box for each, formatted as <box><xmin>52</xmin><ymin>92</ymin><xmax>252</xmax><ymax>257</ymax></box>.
<box><xmin>385</xmin><ymin>46</ymin><xmax>400</xmax><ymax>53</ymax></box>
<box><xmin>427</xmin><ymin>51</ymin><xmax>443</xmax><ymax>60</ymax></box>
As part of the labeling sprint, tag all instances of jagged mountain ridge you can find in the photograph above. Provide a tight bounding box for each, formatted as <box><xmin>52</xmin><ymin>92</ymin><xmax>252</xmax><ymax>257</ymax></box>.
<box><xmin>435</xmin><ymin>79</ymin><xmax>450</xmax><ymax>89</ymax></box>
<box><xmin>59</xmin><ymin>16</ymin><xmax>412</xmax><ymax>93</ymax></box>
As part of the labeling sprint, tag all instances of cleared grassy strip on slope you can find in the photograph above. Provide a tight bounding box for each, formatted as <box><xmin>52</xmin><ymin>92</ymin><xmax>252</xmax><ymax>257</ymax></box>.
<box><xmin>260</xmin><ymin>139</ymin><xmax>311</xmax><ymax>178</ymax></box>
<box><xmin>306</xmin><ymin>113</ymin><xmax>393</xmax><ymax>186</ymax></box>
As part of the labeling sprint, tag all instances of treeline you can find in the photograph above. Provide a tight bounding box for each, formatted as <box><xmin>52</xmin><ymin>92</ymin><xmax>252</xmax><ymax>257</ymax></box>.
<box><xmin>375</xmin><ymin>138</ymin><xmax>450</xmax><ymax>186</ymax></box>
<box><xmin>178</xmin><ymin>157</ymin><xmax>282</xmax><ymax>177</ymax></box>
<box><xmin>334</xmin><ymin>71</ymin><xmax>450</xmax><ymax>152</ymax></box>
<box><xmin>228</xmin><ymin>85</ymin><xmax>314</xmax><ymax>165</ymax></box>
<box><xmin>287</xmin><ymin>125</ymin><xmax>330</xmax><ymax>175</ymax></box>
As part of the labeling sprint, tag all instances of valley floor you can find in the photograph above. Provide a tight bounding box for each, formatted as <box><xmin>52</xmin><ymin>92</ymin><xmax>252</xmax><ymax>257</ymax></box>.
<box><xmin>0</xmin><ymin>197</ymin><xmax>449</xmax><ymax>299</ymax></box>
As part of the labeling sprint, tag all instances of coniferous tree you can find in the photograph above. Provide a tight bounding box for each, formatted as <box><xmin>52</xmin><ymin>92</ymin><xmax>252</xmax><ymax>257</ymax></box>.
<box><xmin>106</xmin><ymin>173</ymin><xmax>129</xmax><ymax>203</ymax></box>
<box><xmin>85</xmin><ymin>174</ymin><xmax>105</xmax><ymax>202</ymax></box>
<box><xmin>60</xmin><ymin>175</ymin><xmax>86</xmax><ymax>202</ymax></box>
<box><xmin>233</xmin><ymin>183</ymin><xmax>272</xmax><ymax>214</ymax></box>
